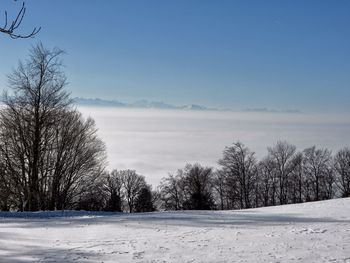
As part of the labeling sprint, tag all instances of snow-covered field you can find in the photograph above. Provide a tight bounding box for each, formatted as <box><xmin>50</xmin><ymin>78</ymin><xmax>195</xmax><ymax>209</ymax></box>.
<box><xmin>0</xmin><ymin>198</ymin><xmax>349</xmax><ymax>263</ymax></box>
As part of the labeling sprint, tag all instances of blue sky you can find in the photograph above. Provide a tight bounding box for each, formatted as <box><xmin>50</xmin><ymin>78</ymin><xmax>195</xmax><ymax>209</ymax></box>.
<box><xmin>0</xmin><ymin>0</ymin><xmax>349</xmax><ymax>112</ymax></box>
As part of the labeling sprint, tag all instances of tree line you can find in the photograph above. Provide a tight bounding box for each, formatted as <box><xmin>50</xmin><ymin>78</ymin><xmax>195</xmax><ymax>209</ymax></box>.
<box><xmin>159</xmin><ymin>142</ymin><xmax>350</xmax><ymax>211</ymax></box>
<box><xmin>0</xmin><ymin>44</ymin><xmax>349</xmax><ymax>212</ymax></box>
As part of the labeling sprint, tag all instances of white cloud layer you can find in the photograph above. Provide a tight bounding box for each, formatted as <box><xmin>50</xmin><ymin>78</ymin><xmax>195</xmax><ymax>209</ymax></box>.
<box><xmin>78</xmin><ymin>107</ymin><xmax>350</xmax><ymax>186</ymax></box>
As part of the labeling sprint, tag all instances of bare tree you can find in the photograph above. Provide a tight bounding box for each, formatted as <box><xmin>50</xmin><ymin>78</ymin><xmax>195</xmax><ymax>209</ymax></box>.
<box><xmin>159</xmin><ymin>172</ymin><xmax>185</xmax><ymax>210</ymax></box>
<box><xmin>267</xmin><ymin>141</ymin><xmax>297</xmax><ymax>205</ymax></box>
<box><xmin>258</xmin><ymin>156</ymin><xmax>277</xmax><ymax>206</ymax></box>
<box><xmin>104</xmin><ymin>170</ymin><xmax>124</xmax><ymax>212</ymax></box>
<box><xmin>288</xmin><ymin>152</ymin><xmax>303</xmax><ymax>203</ymax></box>
<box><xmin>159</xmin><ymin>164</ymin><xmax>215</xmax><ymax>211</ymax></box>
<box><xmin>1</xmin><ymin>43</ymin><xmax>69</xmax><ymax>210</ymax></box>
<box><xmin>334</xmin><ymin>148</ymin><xmax>350</xmax><ymax>197</ymax></box>
<box><xmin>122</xmin><ymin>170</ymin><xmax>147</xmax><ymax>213</ymax></box>
<box><xmin>303</xmin><ymin>146</ymin><xmax>333</xmax><ymax>201</ymax></box>
<box><xmin>49</xmin><ymin>110</ymin><xmax>106</xmax><ymax>210</ymax></box>
<box><xmin>1</xmin><ymin>1</ymin><xmax>40</xmax><ymax>39</ymax></box>
<box><xmin>182</xmin><ymin>164</ymin><xmax>215</xmax><ymax>210</ymax></box>
<box><xmin>0</xmin><ymin>44</ymin><xmax>106</xmax><ymax>211</ymax></box>
<box><xmin>218</xmin><ymin>142</ymin><xmax>257</xmax><ymax>209</ymax></box>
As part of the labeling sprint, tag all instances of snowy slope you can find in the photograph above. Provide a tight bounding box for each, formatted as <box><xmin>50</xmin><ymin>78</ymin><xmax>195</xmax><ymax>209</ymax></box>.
<box><xmin>0</xmin><ymin>198</ymin><xmax>349</xmax><ymax>263</ymax></box>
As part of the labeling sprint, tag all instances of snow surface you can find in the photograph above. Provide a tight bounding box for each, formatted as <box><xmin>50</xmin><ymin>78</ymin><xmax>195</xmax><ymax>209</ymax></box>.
<box><xmin>0</xmin><ymin>198</ymin><xmax>349</xmax><ymax>263</ymax></box>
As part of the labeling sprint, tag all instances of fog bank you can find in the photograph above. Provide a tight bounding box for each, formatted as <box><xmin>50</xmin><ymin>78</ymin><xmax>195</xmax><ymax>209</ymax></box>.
<box><xmin>79</xmin><ymin>107</ymin><xmax>350</xmax><ymax>186</ymax></box>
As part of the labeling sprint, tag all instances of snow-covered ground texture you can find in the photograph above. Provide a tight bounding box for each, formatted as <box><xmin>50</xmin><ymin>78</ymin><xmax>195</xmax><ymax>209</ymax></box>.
<box><xmin>0</xmin><ymin>198</ymin><xmax>349</xmax><ymax>263</ymax></box>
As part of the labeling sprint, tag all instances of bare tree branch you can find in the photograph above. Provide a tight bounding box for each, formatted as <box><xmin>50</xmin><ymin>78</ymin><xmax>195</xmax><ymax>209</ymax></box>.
<box><xmin>1</xmin><ymin>1</ymin><xmax>40</xmax><ymax>39</ymax></box>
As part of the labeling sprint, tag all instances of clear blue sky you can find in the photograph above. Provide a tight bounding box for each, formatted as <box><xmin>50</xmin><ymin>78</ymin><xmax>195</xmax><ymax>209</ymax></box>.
<box><xmin>0</xmin><ymin>0</ymin><xmax>349</xmax><ymax>112</ymax></box>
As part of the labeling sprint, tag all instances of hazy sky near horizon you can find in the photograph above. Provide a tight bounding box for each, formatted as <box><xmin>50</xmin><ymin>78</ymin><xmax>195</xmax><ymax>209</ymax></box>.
<box><xmin>79</xmin><ymin>107</ymin><xmax>350</xmax><ymax>186</ymax></box>
<box><xmin>0</xmin><ymin>0</ymin><xmax>349</xmax><ymax>113</ymax></box>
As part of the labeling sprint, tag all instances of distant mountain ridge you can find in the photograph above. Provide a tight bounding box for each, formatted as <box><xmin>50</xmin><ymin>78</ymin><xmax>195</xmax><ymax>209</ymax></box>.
<box><xmin>73</xmin><ymin>97</ymin><xmax>301</xmax><ymax>113</ymax></box>
<box><xmin>243</xmin><ymin>107</ymin><xmax>301</xmax><ymax>113</ymax></box>
<box><xmin>73</xmin><ymin>97</ymin><xmax>218</xmax><ymax>111</ymax></box>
